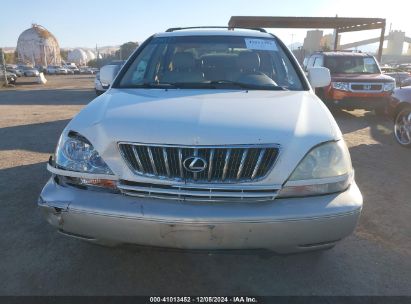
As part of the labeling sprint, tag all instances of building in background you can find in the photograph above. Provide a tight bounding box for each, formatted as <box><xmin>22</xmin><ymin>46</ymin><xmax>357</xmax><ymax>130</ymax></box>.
<box><xmin>67</xmin><ymin>48</ymin><xmax>88</xmax><ymax>66</ymax></box>
<box><xmin>16</xmin><ymin>24</ymin><xmax>61</xmax><ymax>66</ymax></box>
<box><xmin>302</xmin><ymin>30</ymin><xmax>337</xmax><ymax>55</ymax></box>
<box><xmin>66</xmin><ymin>48</ymin><xmax>100</xmax><ymax>66</ymax></box>
<box><xmin>85</xmin><ymin>50</ymin><xmax>96</xmax><ymax>61</ymax></box>
<box><xmin>321</xmin><ymin>34</ymin><xmax>335</xmax><ymax>50</ymax></box>
<box><xmin>383</xmin><ymin>30</ymin><xmax>406</xmax><ymax>56</ymax></box>
<box><xmin>303</xmin><ymin>30</ymin><xmax>323</xmax><ymax>54</ymax></box>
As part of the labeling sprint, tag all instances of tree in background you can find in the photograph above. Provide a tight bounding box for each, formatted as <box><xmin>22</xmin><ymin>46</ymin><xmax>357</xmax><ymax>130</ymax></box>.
<box><xmin>88</xmin><ymin>42</ymin><xmax>139</xmax><ymax>67</ymax></box>
<box><xmin>87</xmin><ymin>58</ymin><xmax>99</xmax><ymax>68</ymax></box>
<box><xmin>4</xmin><ymin>52</ymin><xmax>17</xmax><ymax>64</ymax></box>
<box><xmin>88</xmin><ymin>57</ymin><xmax>109</xmax><ymax>68</ymax></box>
<box><xmin>115</xmin><ymin>42</ymin><xmax>139</xmax><ymax>60</ymax></box>
<box><xmin>60</xmin><ymin>49</ymin><xmax>68</xmax><ymax>62</ymax></box>
<box><xmin>87</xmin><ymin>53</ymin><xmax>115</xmax><ymax>68</ymax></box>
<box><xmin>321</xmin><ymin>45</ymin><xmax>332</xmax><ymax>52</ymax></box>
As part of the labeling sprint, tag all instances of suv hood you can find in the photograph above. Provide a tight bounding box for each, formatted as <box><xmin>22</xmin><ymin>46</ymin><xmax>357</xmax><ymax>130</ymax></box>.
<box><xmin>332</xmin><ymin>73</ymin><xmax>395</xmax><ymax>83</ymax></box>
<box><xmin>67</xmin><ymin>89</ymin><xmax>341</xmax><ymax>184</ymax></box>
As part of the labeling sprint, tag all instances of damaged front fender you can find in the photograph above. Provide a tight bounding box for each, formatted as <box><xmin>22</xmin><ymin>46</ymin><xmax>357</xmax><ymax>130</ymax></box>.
<box><xmin>38</xmin><ymin>195</ymin><xmax>70</xmax><ymax>227</ymax></box>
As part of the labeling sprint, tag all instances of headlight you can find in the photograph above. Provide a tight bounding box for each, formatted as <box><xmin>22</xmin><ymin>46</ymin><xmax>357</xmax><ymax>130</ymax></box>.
<box><xmin>383</xmin><ymin>82</ymin><xmax>395</xmax><ymax>91</ymax></box>
<box><xmin>278</xmin><ymin>141</ymin><xmax>353</xmax><ymax>198</ymax></box>
<box><xmin>331</xmin><ymin>82</ymin><xmax>350</xmax><ymax>91</ymax></box>
<box><xmin>55</xmin><ymin>131</ymin><xmax>113</xmax><ymax>174</ymax></box>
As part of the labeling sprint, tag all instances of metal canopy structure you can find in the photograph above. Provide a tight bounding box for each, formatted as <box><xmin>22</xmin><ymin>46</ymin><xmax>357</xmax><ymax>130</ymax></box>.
<box><xmin>228</xmin><ymin>16</ymin><xmax>386</xmax><ymax>61</ymax></box>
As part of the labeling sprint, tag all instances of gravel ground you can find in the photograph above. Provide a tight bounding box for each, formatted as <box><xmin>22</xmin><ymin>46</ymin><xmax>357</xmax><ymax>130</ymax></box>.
<box><xmin>0</xmin><ymin>75</ymin><xmax>410</xmax><ymax>295</ymax></box>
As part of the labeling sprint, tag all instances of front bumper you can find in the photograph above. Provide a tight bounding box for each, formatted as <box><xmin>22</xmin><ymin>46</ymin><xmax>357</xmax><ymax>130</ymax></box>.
<box><xmin>324</xmin><ymin>87</ymin><xmax>390</xmax><ymax>110</ymax></box>
<box><xmin>333</xmin><ymin>97</ymin><xmax>389</xmax><ymax>111</ymax></box>
<box><xmin>38</xmin><ymin>178</ymin><xmax>362</xmax><ymax>253</ymax></box>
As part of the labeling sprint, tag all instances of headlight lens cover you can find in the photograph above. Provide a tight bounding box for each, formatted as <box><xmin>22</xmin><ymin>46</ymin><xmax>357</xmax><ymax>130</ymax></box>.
<box><xmin>278</xmin><ymin>141</ymin><xmax>353</xmax><ymax>198</ymax></box>
<box><xmin>55</xmin><ymin>132</ymin><xmax>113</xmax><ymax>174</ymax></box>
<box><xmin>331</xmin><ymin>82</ymin><xmax>350</xmax><ymax>91</ymax></box>
<box><xmin>289</xmin><ymin>141</ymin><xmax>351</xmax><ymax>180</ymax></box>
<box><xmin>383</xmin><ymin>82</ymin><xmax>395</xmax><ymax>91</ymax></box>
<box><xmin>277</xmin><ymin>176</ymin><xmax>352</xmax><ymax>198</ymax></box>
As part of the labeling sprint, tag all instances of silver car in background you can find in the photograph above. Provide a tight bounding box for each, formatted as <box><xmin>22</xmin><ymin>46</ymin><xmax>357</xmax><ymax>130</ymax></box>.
<box><xmin>19</xmin><ymin>65</ymin><xmax>40</xmax><ymax>77</ymax></box>
<box><xmin>46</xmin><ymin>65</ymin><xmax>69</xmax><ymax>75</ymax></box>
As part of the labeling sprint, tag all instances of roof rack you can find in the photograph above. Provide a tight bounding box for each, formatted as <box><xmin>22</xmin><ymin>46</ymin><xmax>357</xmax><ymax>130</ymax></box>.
<box><xmin>165</xmin><ymin>26</ymin><xmax>267</xmax><ymax>33</ymax></box>
<box><xmin>316</xmin><ymin>50</ymin><xmax>363</xmax><ymax>53</ymax></box>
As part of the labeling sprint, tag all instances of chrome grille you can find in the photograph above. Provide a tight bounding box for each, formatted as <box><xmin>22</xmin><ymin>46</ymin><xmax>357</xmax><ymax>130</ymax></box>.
<box><xmin>118</xmin><ymin>180</ymin><xmax>279</xmax><ymax>202</ymax></box>
<box><xmin>349</xmin><ymin>83</ymin><xmax>383</xmax><ymax>92</ymax></box>
<box><xmin>119</xmin><ymin>143</ymin><xmax>280</xmax><ymax>183</ymax></box>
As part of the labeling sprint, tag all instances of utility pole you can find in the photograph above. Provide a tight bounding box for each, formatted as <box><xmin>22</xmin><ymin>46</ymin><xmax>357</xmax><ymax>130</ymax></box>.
<box><xmin>0</xmin><ymin>48</ymin><xmax>8</xmax><ymax>86</ymax></box>
<box><xmin>96</xmin><ymin>44</ymin><xmax>101</xmax><ymax>68</ymax></box>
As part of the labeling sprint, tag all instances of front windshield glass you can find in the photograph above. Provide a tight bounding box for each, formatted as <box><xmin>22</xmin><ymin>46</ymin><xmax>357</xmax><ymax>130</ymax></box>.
<box><xmin>324</xmin><ymin>56</ymin><xmax>380</xmax><ymax>74</ymax></box>
<box><xmin>118</xmin><ymin>35</ymin><xmax>304</xmax><ymax>90</ymax></box>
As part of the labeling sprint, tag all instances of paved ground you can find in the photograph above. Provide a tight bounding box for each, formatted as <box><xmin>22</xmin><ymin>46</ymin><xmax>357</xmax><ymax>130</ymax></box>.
<box><xmin>0</xmin><ymin>75</ymin><xmax>410</xmax><ymax>295</ymax></box>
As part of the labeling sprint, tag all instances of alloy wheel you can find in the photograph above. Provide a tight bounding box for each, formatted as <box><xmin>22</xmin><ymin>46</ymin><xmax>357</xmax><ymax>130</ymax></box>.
<box><xmin>394</xmin><ymin>107</ymin><xmax>411</xmax><ymax>147</ymax></box>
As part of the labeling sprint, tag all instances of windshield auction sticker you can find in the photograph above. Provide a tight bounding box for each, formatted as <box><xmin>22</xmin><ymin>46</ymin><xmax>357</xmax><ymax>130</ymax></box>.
<box><xmin>245</xmin><ymin>38</ymin><xmax>278</xmax><ymax>51</ymax></box>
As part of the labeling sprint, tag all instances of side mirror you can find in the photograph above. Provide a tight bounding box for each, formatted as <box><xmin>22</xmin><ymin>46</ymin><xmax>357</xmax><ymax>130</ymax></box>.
<box><xmin>307</xmin><ymin>67</ymin><xmax>331</xmax><ymax>88</ymax></box>
<box><xmin>100</xmin><ymin>65</ymin><xmax>121</xmax><ymax>88</ymax></box>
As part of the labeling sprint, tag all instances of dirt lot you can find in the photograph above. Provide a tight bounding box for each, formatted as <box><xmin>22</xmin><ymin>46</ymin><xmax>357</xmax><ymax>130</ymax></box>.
<box><xmin>0</xmin><ymin>75</ymin><xmax>410</xmax><ymax>295</ymax></box>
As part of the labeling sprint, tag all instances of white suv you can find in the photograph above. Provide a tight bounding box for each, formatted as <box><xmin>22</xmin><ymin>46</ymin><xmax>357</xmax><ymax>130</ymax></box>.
<box><xmin>38</xmin><ymin>27</ymin><xmax>362</xmax><ymax>253</ymax></box>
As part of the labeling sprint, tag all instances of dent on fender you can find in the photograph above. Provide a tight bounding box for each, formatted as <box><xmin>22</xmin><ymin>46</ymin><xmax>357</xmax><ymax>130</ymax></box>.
<box><xmin>38</xmin><ymin>196</ymin><xmax>71</xmax><ymax>226</ymax></box>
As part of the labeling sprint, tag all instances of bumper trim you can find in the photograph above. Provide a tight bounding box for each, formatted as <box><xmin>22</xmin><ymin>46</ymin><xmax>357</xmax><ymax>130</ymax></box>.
<box><xmin>64</xmin><ymin>204</ymin><xmax>361</xmax><ymax>224</ymax></box>
<box><xmin>47</xmin><ymin>163</ymin><xmax>118</xmax><ymax>180</ymax></box>
<box><xmin>39</xmin><ymin>177</ymin><xmax>362</xmax><ymax>224</ymax></box>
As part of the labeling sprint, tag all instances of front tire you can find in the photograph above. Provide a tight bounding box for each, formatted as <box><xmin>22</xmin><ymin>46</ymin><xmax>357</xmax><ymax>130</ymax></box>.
<box><xmin>394</xmin><ymin>106</ymin><xmax>411</xmax><ymax>148</ymax></box>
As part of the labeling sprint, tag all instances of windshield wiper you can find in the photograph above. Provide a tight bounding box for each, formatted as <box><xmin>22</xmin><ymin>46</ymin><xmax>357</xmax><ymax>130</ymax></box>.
<box><xmin>128</xmin><ymin>82</ymin><xmax>212</xmax><ymax>89</ymax></box>
<box><xmin>207</xmin><ymin>80</ymin><xmax>287</xmax><ymax>90</ymax></box>
<box><xmin>129</xmin><ymin>82</ymin><xmax>178</xmax><ymax>88</ymax></box>
<box><xmin>126</xmin><ymin>81</ymin><xmax>287</xmax><ymax>90</ymax></box>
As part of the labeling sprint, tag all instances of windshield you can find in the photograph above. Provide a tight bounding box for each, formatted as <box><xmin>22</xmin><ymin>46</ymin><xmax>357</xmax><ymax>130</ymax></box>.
<box><xmin>117</xmin><ymin>35</ymin><xmax>305</xmax><ymax>90</ymax></box>
<box><xmin>324</xmin><ymin>56</ymin><xmax>380</xmax><ymax>74</ymax></box>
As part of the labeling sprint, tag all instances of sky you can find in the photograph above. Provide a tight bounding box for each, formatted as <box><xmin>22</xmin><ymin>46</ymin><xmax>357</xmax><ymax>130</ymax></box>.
<box><xmin>0</xmin><ymin>0</ymin><xmax>410</xmax><ymax>49</ymax></box>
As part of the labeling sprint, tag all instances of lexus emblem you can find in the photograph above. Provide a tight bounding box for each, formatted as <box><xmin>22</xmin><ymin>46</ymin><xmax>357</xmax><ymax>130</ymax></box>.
<box><xmin>183</xmin><ymin>156</ymin><xmax>207</xmax><ymax>173</ymax></box>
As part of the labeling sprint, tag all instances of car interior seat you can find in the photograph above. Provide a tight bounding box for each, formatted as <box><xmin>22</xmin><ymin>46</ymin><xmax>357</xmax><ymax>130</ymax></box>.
<box><xmin>237</xmin><ymin>52</ymin><xmax>277</xmax><ymax>86</ymax></box>
<box><xmin>201</xmin><ymin>54</ymin><xmax>239</xmax><ymax>81</ymax></box>
<box><xmin>161</xmin><ymin>52</ymin><xmax>204</xmax><ymax>83</ymax></box>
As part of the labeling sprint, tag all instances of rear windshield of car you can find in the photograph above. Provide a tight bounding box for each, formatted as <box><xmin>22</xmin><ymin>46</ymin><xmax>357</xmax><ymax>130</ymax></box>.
<box><xmin>324</xmin><ymin>56</ymin><xmax>380</xmax><ymax>74</ymax></box>
<box><xmin>117</xmin><ymin>35</ymin><xmax>305</xmax><ymax>91</ymax></box>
